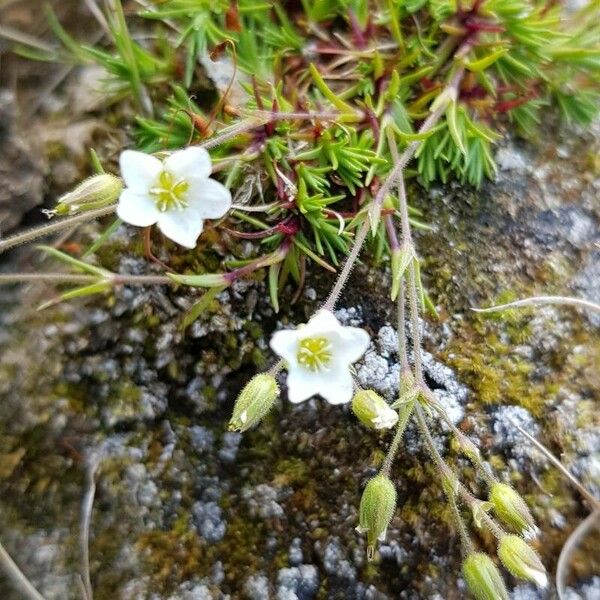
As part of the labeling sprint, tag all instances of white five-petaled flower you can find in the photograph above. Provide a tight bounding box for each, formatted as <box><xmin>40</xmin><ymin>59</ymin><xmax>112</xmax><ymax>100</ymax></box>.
<box><xmin>270</xmin><ymin>309</ymin><xmax>370</xmax><ymax>405</ymax></box>
<box><xmin>117</xmin><ymin>147</ymin><xmax>232</xmax><ymax>248</ymax></box>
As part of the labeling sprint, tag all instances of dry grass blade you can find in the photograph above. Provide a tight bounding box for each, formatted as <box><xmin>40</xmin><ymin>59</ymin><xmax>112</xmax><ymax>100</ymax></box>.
<box><xmin>80</xmin><ymin>459</ymin><xmax>98</xmax><ymax>600</ymax></box>
<box><xmin>509</xmin><ymin>420</ymin><xmax>600</xmax><ymax>511</ymax></box>
<box><xmin>556</xmin><ymin>511</ymin><xmax>600</xmax><ymax>600</ymax></box>
<box><xmin>0</xmin><ymin>541</ymin><xmax>46</xmax><ymax>600</ymax></box>
<box><xmin>472</xmin><ymin>295</ymin><xmax>600</xmax><ymax>314</ymax></box>
<box><xmin>509</xmin><ymin>421</ymin><xmax>600</xmax><ymax>599</ymax></box>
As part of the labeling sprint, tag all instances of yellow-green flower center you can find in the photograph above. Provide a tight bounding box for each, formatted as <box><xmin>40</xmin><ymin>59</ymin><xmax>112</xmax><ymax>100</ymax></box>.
<box><xmin>150</xmin><ymin>170</ymin><xmax>189</xmax><ymax>212</ymax></box>
<box><xmin>297</xmin><ymin>336</ymin><xmax>332</xmax><ymax>372</ymax></box>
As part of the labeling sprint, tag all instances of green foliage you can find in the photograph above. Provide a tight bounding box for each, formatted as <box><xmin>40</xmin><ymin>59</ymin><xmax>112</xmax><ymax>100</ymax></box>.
<box><xmin>12</xmin><ymin>0</ymin><xmax>600</xmax><ymax>310</ymax></box>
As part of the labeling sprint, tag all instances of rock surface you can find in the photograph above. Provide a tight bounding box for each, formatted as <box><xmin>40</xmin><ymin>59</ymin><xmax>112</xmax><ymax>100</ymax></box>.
<box><xmin>0</xmin><ymin>123</ymin><xmax>599</xmax><ymax>600</ymax></box>
<box><xmin>0</xmin><ymin>90</ymin><xmax>45</xmax><ymax>234</ymax></box>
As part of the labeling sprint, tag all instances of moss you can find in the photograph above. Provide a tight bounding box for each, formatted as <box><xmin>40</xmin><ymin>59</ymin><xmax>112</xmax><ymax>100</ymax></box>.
<box><xmin>137</xmin><ymin>514</ymin><xmax>208</xmax><ymax>591</ymax></box>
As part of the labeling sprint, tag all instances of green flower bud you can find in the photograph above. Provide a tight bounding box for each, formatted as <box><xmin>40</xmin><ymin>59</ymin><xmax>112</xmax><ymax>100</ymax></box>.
<box><xmin>498</xmin><ymin>535</ymin><xmax>547</xmax><ymax>588</ymax></box>
<box><xmin>462</xmin><ymin>553</ymin><xmax>509</xmax><ymax>600</ymax></box>
<box><xmin>489</xmin><ymin>483</ymin><xmax>538</xmax><ymax>538</ymax></box>
<box><xmin>228</xmin><ymin>374</ymin><xmax>279</xmax><ymax>432</ymax></box>
<box><xmin>54</xmin><ymin>174</ymin><xmax>123</xmax><ymax>215</ymax></box>
<box><xmin>357</xmin><ymin>474</ymin><xmax>397</xmax><ymax>560</ymax></box>
<box><xmin>352</xmin><ymin>390</ymin><xmax>399</xmax><ymax>430</ymax></box>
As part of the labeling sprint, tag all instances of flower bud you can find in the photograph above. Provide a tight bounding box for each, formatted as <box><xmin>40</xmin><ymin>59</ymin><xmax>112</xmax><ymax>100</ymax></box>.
<box><xmin>352</xmin><ymin>390</ymin><xmax>399</xmax><ymax>430</ymax></box>
<box><xmin>54</xmin><ymin>174</ymin><xmax>123</xmax><ymax>215</ymax></box>
<box><xmin>357</xmin><ymin>474</ymin><xmax>397</xmax><ymax>560</ymax></box>
<box><xmin>228</xmin><ymin>374</ymin><xmax>279</xmax><ymax>432</ymax></box>
<box><xmin>498</xmin><ymin>535</ymin><xmax>547</xmax><ymax>588</ymax></box>
<box><xmin>462</xmin><ymin>553</ymin><xmax>509</xmax><ymax>600</ymax></box>
<box><xmin>489</xmin><ymin>483</ymin><xmax>538</xmax><ymax>538</ymax></box>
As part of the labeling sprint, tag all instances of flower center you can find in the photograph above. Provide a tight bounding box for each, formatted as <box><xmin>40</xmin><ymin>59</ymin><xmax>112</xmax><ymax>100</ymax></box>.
<box><xmin>149</xmin><ymin>170</ymin><xmax>190</xmax><ymax>212</ymax></box>
<box><xmin>297</xmin><ymin>336</ymin><xmax>332</xmax><ymax>372</ymax></box>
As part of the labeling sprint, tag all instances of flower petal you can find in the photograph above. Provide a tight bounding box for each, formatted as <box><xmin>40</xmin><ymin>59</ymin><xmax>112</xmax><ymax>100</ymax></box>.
<box><xmin>156</xmin><ymin>211</ymin><xmax>204</xmax><ymax>248</ymax></box>
<box><xmin>335</xmin><ymin>327</ymin><xmax>371</xmax><ymax>363</ymax></box>
<box><xmin>270</xmin><ymin>329</ymin><xmax>299</xmax><ymax>367</ymax></box>
<box><xmin>119</xmin><ymin>150</ymin><xmax>162</xmax><ymax>193</ymax></box>
<box><xmin>116</xmin><ymin>189</ymin><xmax>160</xmax><ymax>227</ymax></box>
<box><xmin>186</xmin><ymin>178</ymin><xmax>232</xmax><ymax>219</ymax></box>
<box><xmin>164</xmin><ymin>147</ymin><xmax>212</xmax><ymax>181</ymax></box>
<box><xmin>303</xmin><ymin>309</ymin><xmax>341</xmax><ymax>336</ymax></box>
<box><xmin>317</xmin><ymin>368</ymin><xmax>354</xmax><ymax>405</ymax></box>
<box><xmin>286</xmin><ymin>368</ymin><xmax>321</xmax><ymax>403</ymax></box>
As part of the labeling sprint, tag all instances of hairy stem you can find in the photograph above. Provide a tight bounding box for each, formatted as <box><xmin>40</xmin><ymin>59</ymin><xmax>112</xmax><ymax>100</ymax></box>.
<box><xmin>381</xmin><ymin>402</ymin><xmax>416</xmax><ymax>476</ymax></box>
<box><xmin>321</xmin><ymin>68</ymin><xmax>464</xmax><ymax>310</ymax></box>
<box><xmin>415</xmin><ymin>404</ymin><xmax>506</xmax><ymax>540</ymax></box>
<box><xmin>0</xmin><ymin>206</ymin><xmax>117</xmax><ymax>255</ymax></box>
<box><xmin>0</xmin><ymin>273</ymin><xmax>172</xmax><ymax>286</ymax></box>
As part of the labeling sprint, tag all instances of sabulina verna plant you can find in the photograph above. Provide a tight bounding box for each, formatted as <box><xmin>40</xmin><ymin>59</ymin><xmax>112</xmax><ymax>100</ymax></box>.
<box><xmin>0</xmin><ymin>0</ymin><xmax>598</xmax><ymax>596</ymax></box>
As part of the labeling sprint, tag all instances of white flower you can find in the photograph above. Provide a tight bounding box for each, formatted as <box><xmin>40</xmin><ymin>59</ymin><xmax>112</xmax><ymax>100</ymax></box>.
<box><xmin>116</xmin><ymin>147</ymin><xmax>231</xmax><ymax>248</ymax></box>
<box><xmin>270</xmin><ymin>309</ymin><xmax>370</xmax><ymax>404</ymax></box>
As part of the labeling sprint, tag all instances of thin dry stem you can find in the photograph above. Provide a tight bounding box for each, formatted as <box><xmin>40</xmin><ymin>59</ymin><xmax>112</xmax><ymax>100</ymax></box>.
<box><xmin>80</xmin><ymin>460</ymin><xmax>97</xmax><ymax>600</ymax></box>
<box><xmin>0</xmin><ymin>541</ymin><xmax>46</xmax><ymax>600</ymax></box>
<box><xmin>510</xmin><ymin>420</ymin><xmax>600</xmax><ymax>511</ymax></box>
<box><xmin>472</xmin><ymin>295</ymin><xmax>600</xmax><ymax>315</ymax></box>
<box><xmin>556</xmin><ymin>511</ymin><xmax>600</xmax><ymax>600</ymax></box>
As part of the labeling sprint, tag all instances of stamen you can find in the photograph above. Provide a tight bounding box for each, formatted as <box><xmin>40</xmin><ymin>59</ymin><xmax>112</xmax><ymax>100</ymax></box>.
<box><xmin>150</xmin><ymin>170</ymin><xmax>190</xmax><ymax>212</ymax></box>
<box><xmin>297</xmin><ymin>336</ymin><xmax>333</xmax><ymax>372</ymax></box>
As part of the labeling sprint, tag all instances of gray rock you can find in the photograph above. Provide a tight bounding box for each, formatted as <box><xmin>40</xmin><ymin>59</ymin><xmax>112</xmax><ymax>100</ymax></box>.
<box><xmin>288</xmin><ymin>537</ymin><xmax>303</xmax><ymax>566</ymax></box>
<box><xmin>0</xmin><ymin>90</ymin><xmax>45</xmax><ymax>234</ymax></box>
<box><xmin>192</xmin><ymin>501</ymin><xmax>227</xmax><ymax>543</ymax></box>
<box><xmin>190</xmin><ymin>426</ymin><xmax>216</xmax><ymax>454</ymax></box>
<box><xmin>244</xmin><ymin>574</ymin><xmax>271</xmax><ymax>600</ymax></box>
<box><xmin>242</xmin><ymin>484</ymin><xmax>285</xmax><ymax>519</ymax></box>
<box><xmin>218</xmin><ymin>432</ymin><xmax>242</xmax><ymax>463</ymax></box>
<box><xmin>276</xmin><ymin>565</ymin><xmax>319</xmax><ymax>600</ymax></box>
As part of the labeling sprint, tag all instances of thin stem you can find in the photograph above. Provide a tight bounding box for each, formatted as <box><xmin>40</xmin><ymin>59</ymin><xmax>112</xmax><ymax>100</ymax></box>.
<box><xmin>0</xmin><ymin>273</ymin><xmax>173</xmax><ymax>286</ymax></box>
<box><xmin>556</xmin><ymin>511</ymin><xmax>600</xmax><ymax>599</ymax></box>
<box><xmin>472</xmin><ymin>295</ymin><xmax>600</xmax><ymax>315</ymax></box>
<box><xmin>415</xmin><ymin>405</ymin><xmax>506</xmax><ymax>541</ymax></box>
<box><xmin>322</xmin><ymin>218</ymin><xmax>370</xmax><ymax>310</ymax></box>
<box><xmin>80</xmin><ymin>460</ymin><xmax>97</xmax><ymax>600</ymax></box>
<box><xmin>268</xmin><ymin>359</ymin><xmax>284</xmax><ymax>377</ymax></box>
<box><xmin>397</xmin><ymin>279</ymin><xmax>410</xmax><ymax>371</ymax></box>
<box><xmin>321</xmin><ymin>70</ymin><xmax>464</xmax><ymax>310</ymax></box>
<box><xmin>509</xmin><ymin>420</ymin><xmax>600</xmax><ymax>511</ymax></box>
<box><xmin>381</xmin><ymin>402</ymin><xmax>415</xmax><ymax>476</ymax></box>
<box><xmin>0</xmin><ymin>541</ymin><xmax>46</xmax><ymax>600</ymax></box>
<box><xmin>372</xmin><ymin>67</ymin><xmax>464</xmax><ymax>214</ymax></box>
<box><xmin>423</xmin><ymin>387</ymin><xmax>496</xmax><ymax>487</ymax></box>
<box><xmin>447</xmin><ymin>489</ymin><xmax>475</xmax><ymax>555</ymax></box>
<box><xmin>0</xmin><ymin>206</ymin><xmax>117</xmax><ymax>255</ymax></box>
<box><xmin>387</xmin><ymin>130</ymin><xmax>423</xmax><ymax>381</ymax></box>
